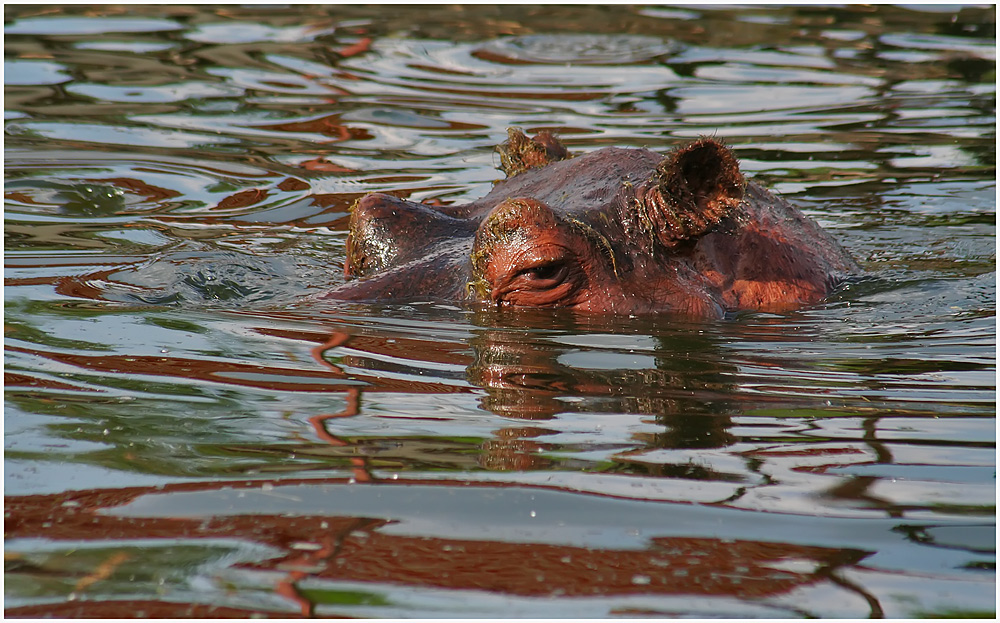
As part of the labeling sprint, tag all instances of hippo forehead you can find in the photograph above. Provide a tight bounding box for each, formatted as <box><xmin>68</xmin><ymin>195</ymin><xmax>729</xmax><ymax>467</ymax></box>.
<box><xmin>458</xmin><ymin>146</ymin><xmax>663</xmax><ymax>221</ymax></box>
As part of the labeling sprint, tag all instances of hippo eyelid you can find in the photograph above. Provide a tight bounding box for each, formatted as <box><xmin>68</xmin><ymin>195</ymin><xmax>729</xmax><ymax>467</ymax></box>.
<box><xmin>488</xmin><ymin>245</ymin><xmax>584</xmax><ymax>307</ymax></box>
<box><xmin>493</xmin><ymin>272</ymin><xmax>579</xmax><ymax>307</ymax></box>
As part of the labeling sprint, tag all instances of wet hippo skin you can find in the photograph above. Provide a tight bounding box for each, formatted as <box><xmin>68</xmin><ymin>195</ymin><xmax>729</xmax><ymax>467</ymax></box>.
<box><xmin>328</xmin><ymin>129</ymin><xmax>859</xmax><ymax>316</ymax></box>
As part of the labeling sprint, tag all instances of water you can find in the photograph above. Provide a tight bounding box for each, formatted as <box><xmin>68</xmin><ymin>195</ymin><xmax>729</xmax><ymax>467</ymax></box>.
<box><xmin>4</xmin><ymin>4</ymin><xmax>995</xmax><ymax>618</ymax></box>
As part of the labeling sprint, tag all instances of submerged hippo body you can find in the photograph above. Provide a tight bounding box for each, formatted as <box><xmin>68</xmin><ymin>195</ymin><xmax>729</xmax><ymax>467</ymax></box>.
<box><xmin>329</xmin><ymin>129</ymin><xmax>859</xmax><ymax>316</ymax></box>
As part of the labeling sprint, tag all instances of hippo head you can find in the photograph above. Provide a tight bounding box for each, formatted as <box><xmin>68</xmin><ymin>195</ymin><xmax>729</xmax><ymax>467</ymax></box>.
<box><xmin>330</xmin><ymin>129</ymin><xmax>857</xmax><ymax>316</ymax></box>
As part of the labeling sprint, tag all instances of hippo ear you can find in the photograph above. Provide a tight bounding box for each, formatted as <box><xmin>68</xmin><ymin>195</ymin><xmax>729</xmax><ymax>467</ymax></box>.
<box><xmin>638</xmin><ymin>138</ymin><xmax>746</xmax><ymax>249</ymax></box>
<box><xmin>496</xmin><ymin>128</ymin><xmax>571</xmax><ymax>178</ymax></box>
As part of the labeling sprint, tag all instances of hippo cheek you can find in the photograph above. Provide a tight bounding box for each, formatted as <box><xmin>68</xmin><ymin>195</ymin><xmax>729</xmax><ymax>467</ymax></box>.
<box><xmin>641</xmin><ymin>271</ymin><xmax>726</xmax><ymax>317</ymax></box>
<box><xmin>469</xmin><ymin>198</ymin><xmax>607</xmax><ymax>308</ymax></box>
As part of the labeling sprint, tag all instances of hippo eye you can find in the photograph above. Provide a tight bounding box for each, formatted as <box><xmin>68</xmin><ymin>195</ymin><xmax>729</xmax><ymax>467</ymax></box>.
<box><xmin>518</xmin><ymin>261</ymin><xmax>565</xmax><ymax>283</ymax></box>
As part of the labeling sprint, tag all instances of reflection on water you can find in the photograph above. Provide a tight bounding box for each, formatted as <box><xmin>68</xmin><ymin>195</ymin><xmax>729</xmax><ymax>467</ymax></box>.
<box><xmin>4</xmin><ymin>4</ymin><xmax>995</xmax><ymax>619</ymax></box>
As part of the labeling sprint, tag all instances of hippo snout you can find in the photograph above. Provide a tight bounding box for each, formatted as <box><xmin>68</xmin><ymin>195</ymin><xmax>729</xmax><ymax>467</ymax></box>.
<box><xmin>345</xmin><ymin>193</ymin><xmax>475</xmax><ymax>279</ymax></box>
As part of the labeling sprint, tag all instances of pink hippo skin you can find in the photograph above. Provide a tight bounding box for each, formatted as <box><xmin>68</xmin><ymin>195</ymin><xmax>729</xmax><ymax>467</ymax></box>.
<box><xmin>328</xmin><ymin>129</ymin><xmax>859</xmax><ymax>317</ymax></box>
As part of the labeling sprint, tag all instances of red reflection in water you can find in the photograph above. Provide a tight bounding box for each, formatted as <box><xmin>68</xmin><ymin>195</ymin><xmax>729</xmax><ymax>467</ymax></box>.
<box><xmin>215</xmin><ymin>187</ymin><xmax>269</xmax><ymax>211</ymax></box>
<box><xmin>5</xmin><ymin>476</ymin><xmax>869</xmax><ymax>617</ymax></box>
<box><xmin>5</xmin><ymin>323</ymin><xmax>898</xmax><ymax>617</ymax></box>
<box><xmin>5</xmin><ymin>313</ymin><xmax>896</xmax><ymax>616</ymax></box>
<box><xmin>259</xmin><ymin>114</ymin><xmax>371</xmax><ymax>143</ymax></box>
<box><xmin>5</xmin><ymin>337</ymin><xmax>465</xmax><ymax>395</ymax></box>
<box><xmin>92</xmin><ymin>177</ymin><xmax>181</xmax><ymax>203</ymax></box>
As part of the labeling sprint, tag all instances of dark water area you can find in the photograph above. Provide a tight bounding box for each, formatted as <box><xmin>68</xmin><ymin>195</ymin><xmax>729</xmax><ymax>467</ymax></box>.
<box><xmin>4</xmin><ymin>4</ymin><xmax>996</xmax><ymax>618</ymax></box>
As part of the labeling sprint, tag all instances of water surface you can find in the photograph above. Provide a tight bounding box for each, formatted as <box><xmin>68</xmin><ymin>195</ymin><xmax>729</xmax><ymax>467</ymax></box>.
<box><xmin>4</xmin><ymin>4</ymin><xmax>996</xmax><ymax>618</ymax></box>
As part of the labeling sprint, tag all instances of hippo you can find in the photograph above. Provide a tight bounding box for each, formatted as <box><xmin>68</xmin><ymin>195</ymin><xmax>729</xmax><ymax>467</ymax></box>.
<box><xmin>328</xmin><ymin>129</ymin><xmax>859</xmax><ymax>316</ymax></box>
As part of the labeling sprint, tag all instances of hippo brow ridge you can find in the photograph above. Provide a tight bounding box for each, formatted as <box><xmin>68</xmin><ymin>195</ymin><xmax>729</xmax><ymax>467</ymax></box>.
<box><xmin>467</xmin><ymin>198</ymin><xmax>544</xmax><ymax>300</ymax></box>
<box><xmin>562</xmin><ymin>216</ymin><xmax>620</xmax><ymax>280</ymax></box>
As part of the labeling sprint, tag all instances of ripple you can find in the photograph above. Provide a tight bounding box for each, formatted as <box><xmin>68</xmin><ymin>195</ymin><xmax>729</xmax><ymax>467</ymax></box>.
<box><xmin>67</xmin><ymin>81</ymin><xmax>244</xmax><ymax>104</ymax></box>
<box><xmin>5</xmin><ymin>16</ymin><xmax>183</xmax><ymax>36</ymax></box>
<box><xmin>7</xmin><ymin>121</ymin><xmax>243</xmax><ymax>149</ymax></box>
<box><xmin>473</xmin><ymin>34</ymin><xmax>681</xmax><ymax>65</ymax></box>
<box><xmin>4</xmin><ymin>60</ymin><xmax>72</xmax><ymax>86</ymax></box>
<box><xmin>185</xmin><ymin>21</ymin><xmax>336</xmax><ymax>44</ymax></box>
